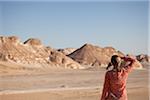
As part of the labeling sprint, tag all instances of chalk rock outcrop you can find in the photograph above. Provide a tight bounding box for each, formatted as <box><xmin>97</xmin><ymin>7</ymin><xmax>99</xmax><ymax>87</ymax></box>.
<box><xmin>136</xmin><ymin>54</ymin><xmax>150</xmax><ymax>63</ymax></box>
<box><xmin>0</xmin><ymin>36</ymin><xmax>82</xmax><ymax>69</ymax></box>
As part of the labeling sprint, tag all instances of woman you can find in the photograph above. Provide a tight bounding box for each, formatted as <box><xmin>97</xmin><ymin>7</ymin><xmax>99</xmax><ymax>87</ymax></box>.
<box><xmin>101</xmin><ymin>55</ymin><xmax>136</xmax><ymax>100</ymax></box>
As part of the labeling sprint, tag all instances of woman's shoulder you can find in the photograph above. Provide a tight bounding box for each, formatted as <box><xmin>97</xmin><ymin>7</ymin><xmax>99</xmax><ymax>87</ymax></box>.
<box><xmin>106</xmin><ymin>70</ymin><xmax>113</xmax><ymax>75</ymax></box>
<box><xmin>106</xmin><ymin>69</ymin><xmax>121</xmax><ymax>75</ymax></box>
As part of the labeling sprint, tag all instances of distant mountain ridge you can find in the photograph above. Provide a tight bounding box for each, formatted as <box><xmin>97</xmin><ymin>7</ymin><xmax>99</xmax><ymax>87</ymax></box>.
<box><xmin>0</xmin><ymin>36</ymin><xmax>149</xmax><ymax>69</ymax></box>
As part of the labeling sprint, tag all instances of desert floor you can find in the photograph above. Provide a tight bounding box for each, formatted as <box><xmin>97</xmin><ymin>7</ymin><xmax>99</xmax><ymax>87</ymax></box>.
<box><xmin>0</xmin><ymin>61</ymin><xmax>149</xmax><ymax>100</ymax></box>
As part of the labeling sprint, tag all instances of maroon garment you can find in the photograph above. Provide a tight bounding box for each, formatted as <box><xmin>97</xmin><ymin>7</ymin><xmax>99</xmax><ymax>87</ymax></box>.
<box><xmin>101</xmin><ymin>58</ymin><xmax>135</xmax><ymax>100</ymax></box>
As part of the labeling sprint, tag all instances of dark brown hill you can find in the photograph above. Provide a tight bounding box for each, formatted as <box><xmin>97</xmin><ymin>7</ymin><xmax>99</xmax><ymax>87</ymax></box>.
<box><xmin>68</xmin><ymin>44</ymin><xmax>124</xmax><ymax>68</ymax></box>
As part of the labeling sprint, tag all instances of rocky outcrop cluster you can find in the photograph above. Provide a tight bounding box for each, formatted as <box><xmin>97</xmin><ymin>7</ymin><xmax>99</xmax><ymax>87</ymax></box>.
<box><xmin>0</xmin><ymin>36</ymin><xmax>147</xmax><ymax>69</ymax></box>
<box><xmin>0</xmin><ymin>36</ymin><xmax>82</xmax><ymax>69</ymax></box>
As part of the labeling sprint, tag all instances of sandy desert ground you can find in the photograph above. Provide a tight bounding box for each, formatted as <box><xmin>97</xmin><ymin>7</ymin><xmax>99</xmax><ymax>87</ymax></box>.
<box><xmin>0</xmin><ymin>61</ymin><xmax>149</xmax><ymax>100</ymax></box>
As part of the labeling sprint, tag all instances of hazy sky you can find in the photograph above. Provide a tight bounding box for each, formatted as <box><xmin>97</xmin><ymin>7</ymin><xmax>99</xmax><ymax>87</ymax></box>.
<box><xmin>0</xmin><ymin>1</ymin><xmax>148</xmax><ymax>55</ymax></box>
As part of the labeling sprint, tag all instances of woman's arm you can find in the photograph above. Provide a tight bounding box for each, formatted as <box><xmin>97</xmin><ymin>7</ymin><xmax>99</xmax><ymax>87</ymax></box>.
<box><xmin>101</xmin><ymin>72</ymin><xmax>110</xmax><ymax>100</ymax></box>
<box><xmin>121</xmin><ymin>57</ymin><xmax>136</xmax><ymax>72</ymax></box>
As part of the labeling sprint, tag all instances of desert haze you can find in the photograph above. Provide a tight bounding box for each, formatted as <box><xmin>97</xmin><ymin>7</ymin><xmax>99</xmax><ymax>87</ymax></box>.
<box><xmin>0</xmin><ymin>36</ymin><xmax>149</xmax><ymax>100</ymax></box>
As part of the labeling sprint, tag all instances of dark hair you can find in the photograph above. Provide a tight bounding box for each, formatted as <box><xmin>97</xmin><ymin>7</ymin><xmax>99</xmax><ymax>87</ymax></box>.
<box><xmin>111</xmin><ymin>55</ymin><xmax>123</xmax><ymax>71</ymax></box>
<box><xmin>111</xmin><ymin>55</ymin><xmax>119</xmax><ymax>65</ymax></box>
<box><xmin>106</xmin><ymin>62</ymin><xmax>112</xmax><ymax>70</ymax></box>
